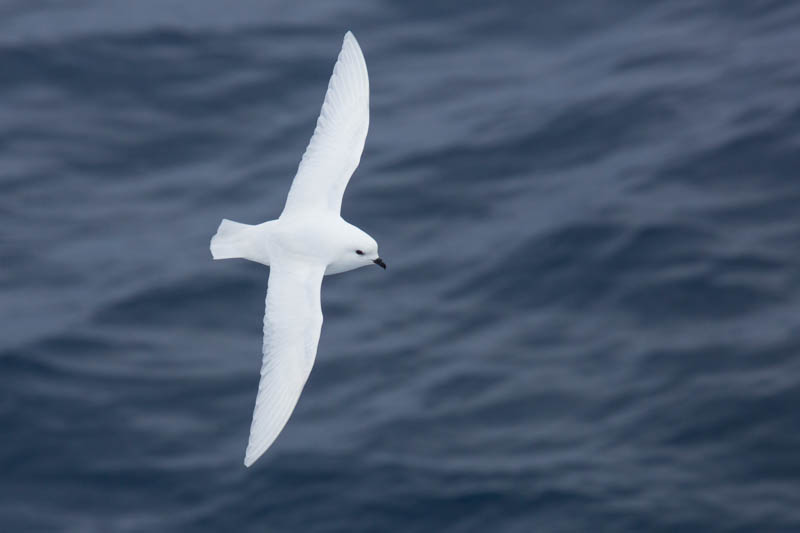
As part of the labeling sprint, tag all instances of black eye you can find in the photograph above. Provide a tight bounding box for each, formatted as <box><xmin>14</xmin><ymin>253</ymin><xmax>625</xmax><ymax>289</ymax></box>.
<box><xmin>355</xmin><ymin>250</ymin><xmax>364</xmax><ymax>255</ymax></box>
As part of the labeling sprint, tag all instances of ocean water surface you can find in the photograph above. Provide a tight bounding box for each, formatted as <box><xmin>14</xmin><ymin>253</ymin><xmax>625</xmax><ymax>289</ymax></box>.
<box><xmin>2</xmin><ymin>1</ymin><xmax>800</xmax><ymax>532</ymax></box>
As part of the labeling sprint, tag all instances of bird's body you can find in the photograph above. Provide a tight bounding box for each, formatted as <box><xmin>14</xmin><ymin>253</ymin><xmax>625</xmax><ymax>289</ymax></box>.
<box><xmin>209</xmin><ymin>31</ymin><xmax>384</xmax><ymax>467</ymax></box>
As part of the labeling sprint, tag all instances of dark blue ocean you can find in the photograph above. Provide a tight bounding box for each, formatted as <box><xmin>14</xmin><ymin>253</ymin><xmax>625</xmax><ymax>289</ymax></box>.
<box><xmin>2</xmin><ymin>1</ymin><xmax>800</xmax><ymax>531</ymax></box>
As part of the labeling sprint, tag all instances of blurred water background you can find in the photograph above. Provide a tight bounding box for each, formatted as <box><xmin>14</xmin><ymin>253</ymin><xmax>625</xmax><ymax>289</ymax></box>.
<box><xmin>2</xmin><ymin>1</ymin><xmax>800</xmax><ymax>532</ymax></box>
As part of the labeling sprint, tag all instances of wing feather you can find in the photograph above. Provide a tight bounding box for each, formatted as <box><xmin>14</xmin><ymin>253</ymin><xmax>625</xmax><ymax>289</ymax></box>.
<box><xmin>282</xmin><ymin>31</ymin><xmax>370</xmax><ymax>216</ymax></box>
<box><xmin>243</xmin><ymin>260</ymin><xmax>325</xmax><ymax>467</ymax></box>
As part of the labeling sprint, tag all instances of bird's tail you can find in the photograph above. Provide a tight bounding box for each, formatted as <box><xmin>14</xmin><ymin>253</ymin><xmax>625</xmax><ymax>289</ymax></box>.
<box><xmin>210</xmin><ymin>219</ymin><xmax>256</xmax><ymax>260</ymax></box>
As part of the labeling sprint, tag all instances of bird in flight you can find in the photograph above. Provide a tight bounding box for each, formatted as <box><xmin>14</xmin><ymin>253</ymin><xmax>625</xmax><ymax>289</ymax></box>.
<box><xmin>210</xmin><ymin>31</ymin><xmax>384</xmax><ymax>467</ymax></box>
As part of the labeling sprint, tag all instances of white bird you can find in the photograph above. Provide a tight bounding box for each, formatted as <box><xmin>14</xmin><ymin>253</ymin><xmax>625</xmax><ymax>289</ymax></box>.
<box><xmin>210</xmin><ymin>31</ymin><xmax>385</xmax><ymax>467</ymax></box>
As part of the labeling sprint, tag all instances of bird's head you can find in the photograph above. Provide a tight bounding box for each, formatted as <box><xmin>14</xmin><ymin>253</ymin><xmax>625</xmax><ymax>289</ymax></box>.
<box><xmin>327</xmin><ymin>224</ymin><xmax>386</xmax><ymax>275</ymax></box>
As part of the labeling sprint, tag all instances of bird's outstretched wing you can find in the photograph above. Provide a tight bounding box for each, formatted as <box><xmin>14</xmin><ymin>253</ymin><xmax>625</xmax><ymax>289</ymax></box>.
<box><xmin>282</xmin><ymin>31</ymin><xmax>370</xmax><ymax>216</ymax></box>
<box><xmin>244</xmin><ymin>259</ymin><xmax>326</xmax><ymax>467</ymax></box>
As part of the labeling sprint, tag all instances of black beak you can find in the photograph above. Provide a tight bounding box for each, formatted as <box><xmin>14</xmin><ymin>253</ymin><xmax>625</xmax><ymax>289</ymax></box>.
<box><xmin>373</xmin><ymin>258</ymin><xmax>386</xmax><ymax>269</ymax></box>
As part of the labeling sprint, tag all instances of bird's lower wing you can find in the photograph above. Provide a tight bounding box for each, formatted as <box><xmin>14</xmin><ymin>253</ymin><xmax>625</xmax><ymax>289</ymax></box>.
<box><xmin>244</xmin><ymin>259</ymin><xmax>326</xmax><ymax>467</ymax></box>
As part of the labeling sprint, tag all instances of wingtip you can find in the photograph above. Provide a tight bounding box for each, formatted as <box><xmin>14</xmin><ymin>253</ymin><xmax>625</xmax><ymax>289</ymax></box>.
<box><xmin>244</xmin><ymin>444</ymin><xmax>266</xmax><ymax>468</ymax></box>
<box><xmin>344</xmin><ymin>30</ymin><xmax>358</xmax><ymax>45</ymax></box>
<box><xmin>243</xmin><ymin>450</ymin><xmax>258</xmax><ymax>468</ymax></box>
<box><xmin>341</xmin><ymin>31</ymin><xmax>365</xmax><ymax>67</ymax></box>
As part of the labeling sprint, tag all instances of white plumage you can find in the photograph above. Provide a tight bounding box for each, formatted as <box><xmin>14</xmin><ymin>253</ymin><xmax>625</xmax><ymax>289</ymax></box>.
<box><xmin>210</xmin><ymin>31</ymin><xmax>385</xmax><ymax>467</ymax></box>
<box><xmin>283</xmin><ymin>31</ymin><xmax>370</xmax><ymax>216</ymax></box>
<box><xmin>245</xmin><ymin>260</ymin><xmax>325</xmax><ymax>466</ymax></box>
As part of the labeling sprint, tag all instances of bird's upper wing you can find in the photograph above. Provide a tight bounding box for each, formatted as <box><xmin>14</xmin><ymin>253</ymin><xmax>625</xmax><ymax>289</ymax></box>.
<box><xmin>281</xmin><ymin>31</ymin><xmax>370</xmax><ymax>217</ymax></box>
<box><xmin>244</xmin><ymin>259</ymin><xmax>326</xmax><ymax>467</ymax></box>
